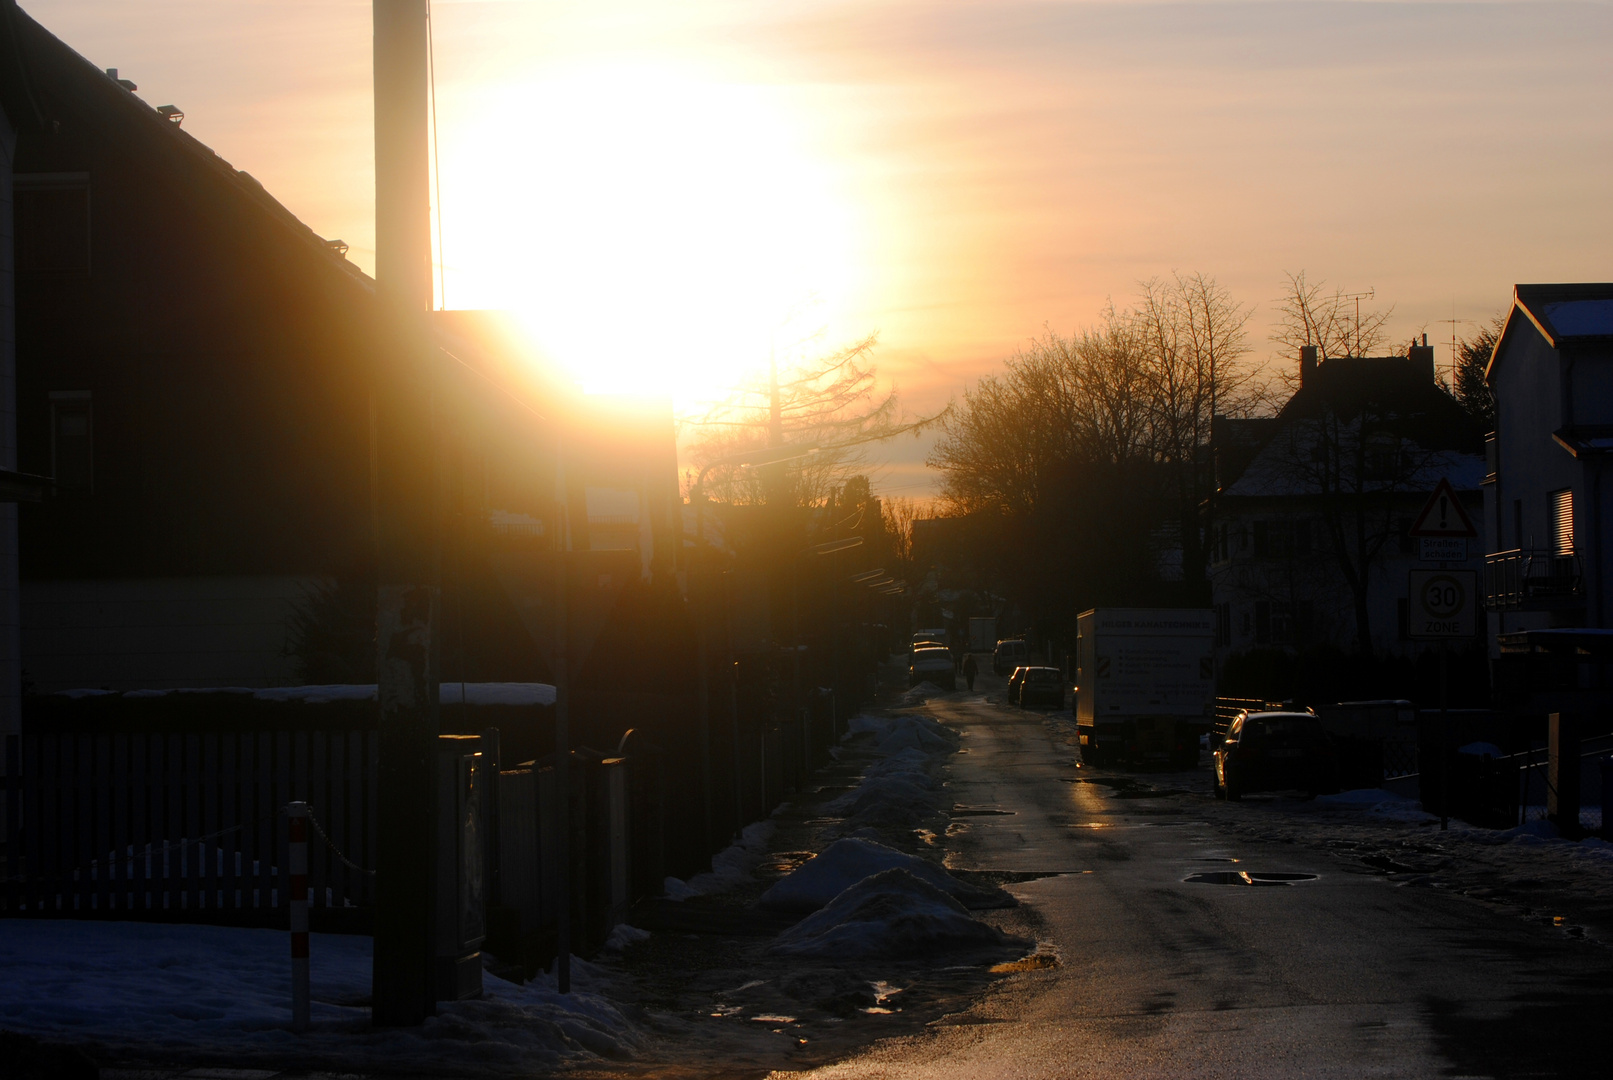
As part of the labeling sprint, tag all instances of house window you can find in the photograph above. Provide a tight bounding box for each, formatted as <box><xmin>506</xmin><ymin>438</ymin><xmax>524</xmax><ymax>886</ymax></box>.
<box><xmin>15</xmin><ymin>174</ymin><xmax>91</xmax><ymax>275</ymax></box>
<box><xmin>1253</xmin><ymin>519</ymin><xmax>1309</xmax><ymax>558</ymax></box>
<box><xmin>1549</xmin><ymin>489</ymin><xmax>1574</xmax><ymax>555</ymax></box>
<box><xmin>49</xmin><ymin>392</ymin><xmax>93</xmax><ymax>493</ymax></box>
<box><xmin>1214</xmin><ymin>602</ymin><xmax>1231</xmax><ymax>648</ymax></box>
<box><xmin>1254</xmin><ymin>601</ymin><xmax>1304</xmax><ymax>646</ymax></box>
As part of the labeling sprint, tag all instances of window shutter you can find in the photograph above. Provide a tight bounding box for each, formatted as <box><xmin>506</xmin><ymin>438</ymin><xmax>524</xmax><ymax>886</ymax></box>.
<box><xmin>1549</xmin><ymin>489</ymin><xmax>1574</xmax><ymax>555</ymax></box>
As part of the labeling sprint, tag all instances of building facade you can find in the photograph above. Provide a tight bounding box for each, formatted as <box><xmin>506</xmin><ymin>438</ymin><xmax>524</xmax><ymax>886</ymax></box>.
<box><xmin>1483</xmin><ymin>283</ymin><xmax>1613</xmax><ymax>647</ymax></box>
<box><xmin>1208</xmin><ymin>345</ymin><xmax>1485</xmax><ymax>662</ymax></box>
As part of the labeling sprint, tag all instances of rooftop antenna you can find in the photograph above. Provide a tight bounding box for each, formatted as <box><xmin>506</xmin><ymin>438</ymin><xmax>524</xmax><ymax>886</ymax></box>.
<box><xmin>1438</xmin><ymin>303</ymin><xmax>1470</xmax><ymax>390</ymax></box>
<box><xmin>1341</xmin><ymin>288</ymin><xmax>1374</xmax><ymax>357</ymax></box>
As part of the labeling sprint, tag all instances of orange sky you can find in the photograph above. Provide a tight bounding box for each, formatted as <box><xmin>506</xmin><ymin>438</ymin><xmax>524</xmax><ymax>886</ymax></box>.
<box><xmin>25</xmin><ymin>0</ymin><xmax>1613</xmax><ymax>498</ymax></box>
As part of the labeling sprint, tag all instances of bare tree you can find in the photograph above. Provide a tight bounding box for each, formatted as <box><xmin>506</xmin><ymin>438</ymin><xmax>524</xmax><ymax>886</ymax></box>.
<box><xmin>684</xmin><ymin>335</ymin><xmax>944</xmax><ymax>507</ymax></box>
<box><xmin>1133</xmin><ymin>273</ymin><xmax>1262</xmax><ymax>584</ymax></box>
<box><xmin>881</xmin><ymin>494</ymin><xmax>920</xmax><ymax>585</ymax></box>
<box><xmin>1272</xmin><ymin>271</ymin><xmax>1395</xmax><ymax>365</ymax></box>
<box><xmin>1263</xmin><ymin>387</ymin><xmax>1444</xmax><ymax>655</ymax></box>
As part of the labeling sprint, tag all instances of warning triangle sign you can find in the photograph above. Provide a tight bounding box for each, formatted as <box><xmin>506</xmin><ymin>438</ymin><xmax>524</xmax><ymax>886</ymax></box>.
<box><xmin>1408</xmin><ymin>477</ymin><xmax>1477</xmax><ymax>538</ymax></box>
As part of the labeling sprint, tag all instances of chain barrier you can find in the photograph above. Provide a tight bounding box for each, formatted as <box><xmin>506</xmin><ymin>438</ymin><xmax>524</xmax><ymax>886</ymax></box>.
<box><xmin>302</xmin><ymin>805</ymin><xmax>376</xmax><ymax>877</ymax></box>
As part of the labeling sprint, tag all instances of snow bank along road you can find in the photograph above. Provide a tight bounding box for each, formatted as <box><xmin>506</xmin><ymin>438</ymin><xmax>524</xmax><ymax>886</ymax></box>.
<box><xmin>783</xmin><ymin>689</ymin><xmax>1613</xmax><ymax>1080</ymax></box>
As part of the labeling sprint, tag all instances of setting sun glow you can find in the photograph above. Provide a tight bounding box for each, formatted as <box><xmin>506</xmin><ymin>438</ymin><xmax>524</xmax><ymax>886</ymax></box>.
<box><xmin>439</xmin><ymin>65</ymin><xmax>854</xmax><ymax>406</ymax></box>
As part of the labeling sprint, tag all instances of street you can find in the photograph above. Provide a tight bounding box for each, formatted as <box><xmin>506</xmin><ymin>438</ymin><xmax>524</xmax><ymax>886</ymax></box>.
<box><xmin>782</xmin><ymin>680</ymin><xmax>1613</xmax><ymax>1080</ymax></box>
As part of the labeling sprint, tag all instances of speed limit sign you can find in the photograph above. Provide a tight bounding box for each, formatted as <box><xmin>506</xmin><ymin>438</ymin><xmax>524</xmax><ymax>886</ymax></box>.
<box><xmin>1407</xmin><ymin>570</ymin><xmax>1477</xmax><ymax>640</ymax></box>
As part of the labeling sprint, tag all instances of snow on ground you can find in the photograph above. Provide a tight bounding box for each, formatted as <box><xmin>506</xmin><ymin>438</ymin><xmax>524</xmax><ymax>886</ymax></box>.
<box><xmin>662</xmin><ymin>820</ymin><xmax>776</xmax><ymax>900</ymax></box>
<box><xmin>769</xmin><ymin>869</ymin><xmax>1027</xmax><ymax>959</ymax></box>
<box><xmin>1315</xmin><ymin>788</ymin><xmax>1439</xmax><ymax>823</ymax></box>
<box><xmin>759</xmin><ymin>838</ymin><xmax>1010</xmax><ymax>911</ymax></box>
<box><xmin>0</xmin><ymin>921</ymin><xmax>640</xmax><ymax>1073</ymax></box>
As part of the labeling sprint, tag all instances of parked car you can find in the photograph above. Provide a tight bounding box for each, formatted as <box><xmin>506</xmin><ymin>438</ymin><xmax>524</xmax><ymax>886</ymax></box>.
<box><xmin>1016</xmin><ymin>666</ymin><xmax>1065</xmax><ymax>708</ymax></box>
<box><xmin>1214</xmin><ymin>711</ymin><xmax>1339</xmax><ymax>800</ymax></box>
<box><xmin>994</xmin><ymin>638</ymin><xmax>1029</xmax><ymax>675</ymax></box>
<box><xmin>908</xmin><ymin>646</ymin><xmax>956</xmax><ymax>690</ymax></box>
<box><xmin>1007</xmin><ymin>665</ymin><xmax>1029</xmax><ymax>702</ymax></box>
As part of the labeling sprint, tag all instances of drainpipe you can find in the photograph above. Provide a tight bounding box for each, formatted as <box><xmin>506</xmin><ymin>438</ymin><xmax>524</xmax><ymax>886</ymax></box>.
<box><xmin>0</xmin><ymin>107</ymin><xmax>17</xmax><ymax>740</ymax></box>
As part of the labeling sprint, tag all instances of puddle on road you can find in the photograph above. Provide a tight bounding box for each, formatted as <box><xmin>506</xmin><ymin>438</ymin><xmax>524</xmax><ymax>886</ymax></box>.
<box><xmin>1184</xmin><ymin>871</ymin><xmax>1318</xmax><ymax>886</ymax></box>
<box><xmin>990</xmin><ymin>950</ymin><xmax>1062</xmax><ymax>973</ymax></box>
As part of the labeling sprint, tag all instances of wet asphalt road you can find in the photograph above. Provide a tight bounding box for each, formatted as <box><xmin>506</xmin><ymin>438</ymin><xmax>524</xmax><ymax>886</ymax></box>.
<box><xmin>783</xmin><ymin>687</ymin><xmax>1613</xmax><ymax>1080</ymax></box>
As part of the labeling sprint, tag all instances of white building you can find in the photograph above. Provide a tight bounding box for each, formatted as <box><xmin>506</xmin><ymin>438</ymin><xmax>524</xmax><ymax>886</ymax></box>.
<box><xmin>1208</xmin><ymin>346</ymin><xmax>1485</xmax><ymax>661</ymax></box>
<box><xmin>1483</xmin><ymin>283</ymin><xmax>1613</xmax><ymax>646</ymax></box>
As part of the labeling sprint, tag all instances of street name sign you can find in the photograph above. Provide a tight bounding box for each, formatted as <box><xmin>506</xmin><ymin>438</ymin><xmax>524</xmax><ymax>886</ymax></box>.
<box><xmin>1408</xmin><ymin>478</ymin><xmax>1477</xmax><ymax>539</ymax></box>
<box><xmin>1419</xmin><ymin>536</ymin><xmax>1467</xmax><ymax>563</ymax></box>
<box><xmin>1407</xmin><ymin>569</ymin><xmax>1478</xmax><ymax>640</ymax></box>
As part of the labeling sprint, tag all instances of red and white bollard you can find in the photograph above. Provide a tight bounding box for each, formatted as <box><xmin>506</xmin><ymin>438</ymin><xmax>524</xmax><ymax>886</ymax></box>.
<box><xmin>288</xmin><ymin>801</ymin><xmax>310</xmax><ymax>1033</ymax></box>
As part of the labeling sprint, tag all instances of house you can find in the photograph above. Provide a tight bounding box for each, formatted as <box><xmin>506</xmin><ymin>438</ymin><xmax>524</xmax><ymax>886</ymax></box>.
<box><xmin>0</xmin><ymin>4</ymin><xmax>686</xmax><ymax>729</ymax></box>
<box><xmin>1483</xmin><ymin>283</ymin><xmax>1613</xmax><ymax>644</ymax></box>
<box><xmin>1207</xmin><ymin>343</ymin><xmax>1486</xmax><ymax>662</ymax></box>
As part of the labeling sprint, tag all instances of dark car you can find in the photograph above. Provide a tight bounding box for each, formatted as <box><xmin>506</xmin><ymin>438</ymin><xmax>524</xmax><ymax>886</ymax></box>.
<box><xmin>1214</xmin><ymin>711</ymin><xmax>1339</xmax><ymax>800</ymax></box>
<box><xmin>1017</xmin><ymin>666</ymin><xmax>1064</xmax><ymax>709</ymax></box>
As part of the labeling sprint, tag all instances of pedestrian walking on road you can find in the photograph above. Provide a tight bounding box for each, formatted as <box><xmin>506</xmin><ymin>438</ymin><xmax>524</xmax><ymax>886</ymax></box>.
<box><xmin>962</xmin><ymin>653</ymin><xmax>978</xmax><ymax>691</ymax></box>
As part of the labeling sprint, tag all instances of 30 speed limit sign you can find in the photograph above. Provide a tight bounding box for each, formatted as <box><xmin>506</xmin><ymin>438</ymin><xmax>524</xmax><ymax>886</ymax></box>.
<box><xmin>1407</xmin><ymin>570</ymin><xmax>1477</xmax><ymax>640</ymax></box>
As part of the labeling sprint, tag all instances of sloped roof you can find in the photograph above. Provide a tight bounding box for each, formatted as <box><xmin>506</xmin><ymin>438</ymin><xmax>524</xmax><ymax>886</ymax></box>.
<box><xmin>1217</xmin><ymin>352</ymin><xmax>1485</xmax><ymax>500</ymax></box>
<box><xmin>7</xmin><ymin>2</ymin><xmax>371</xmax><ymax>293</ymax></box>
<box><xmin>1489</xmin><ymin>283</ymin><xmax>1613</xmax><ymax>382</ymax></box>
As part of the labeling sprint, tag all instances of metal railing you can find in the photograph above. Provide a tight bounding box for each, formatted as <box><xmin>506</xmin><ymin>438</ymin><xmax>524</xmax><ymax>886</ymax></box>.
<box><xmin>1483</xmin><ymin>548</ymin><xmax>1584</xmax><ymax>610</ymax></box>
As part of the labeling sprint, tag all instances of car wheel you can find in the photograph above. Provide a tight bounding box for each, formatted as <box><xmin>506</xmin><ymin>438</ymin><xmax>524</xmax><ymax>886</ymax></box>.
<box><xmin>1213</xmin><ymin>773</ymin><xmax>1226</xmax><ymax>800</ymax></box>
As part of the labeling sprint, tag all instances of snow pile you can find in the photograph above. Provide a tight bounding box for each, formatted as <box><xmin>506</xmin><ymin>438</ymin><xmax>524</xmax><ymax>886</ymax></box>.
<box><xmin>0</xmin><ymin>921</ymin><xmax>640</xmax><ymax>1073</ymax></box>
<box><xmin>845</xmin><ymin>713</ymin><xmax>888</xmax><ymax>736</ymax></box>
<box><xmin>663</xmin><ymin>820</ymin><xmax>776</xmax><ymax>900</ymax></box>
<box><xmin>769</xmin><ymin>869</ymin><xmax>1026</xmax><ymax>959</ymax></box>
<box><xmin>898</xmin><ymin>682</ymin><xmax>947</xmax><ymax>706</ymax></box>
<box><xmin>600</xmin><ymin>924</ymin><xmax>651</xmax><ymax>952</ymax></box>
<box><xmin>844</xmin><ymin>714</ymin><xmax>958</xmax><ymax>754</ymax></box>
<box><xmin>1457</xmin><ymin>741</ymin><xmax>1506</xmax><ymax>759</ymax></box>
<box><xmin>758</xmin><ymin>838</ymin><xmax>1011</xmax><ymax>911</ymax></box>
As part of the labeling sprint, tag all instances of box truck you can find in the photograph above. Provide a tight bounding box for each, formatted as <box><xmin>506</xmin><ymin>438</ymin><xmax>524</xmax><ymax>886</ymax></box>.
<box><xmin>967</xmin><ymin>616</ymin><xmax>997</xmax><ymax>653</ymax></box>
<box><xmin>1074</xmin><ymin>608</ymin><xmax>1215</xmax><ymax>768</ymax></box>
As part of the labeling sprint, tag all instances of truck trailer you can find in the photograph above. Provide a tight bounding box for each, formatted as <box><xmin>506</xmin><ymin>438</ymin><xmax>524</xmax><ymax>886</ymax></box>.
<box><xmin>967</xmin><ymin>616</ymin><xmax>997</xmax><ymax>653</ymax></box>
<box><xmin>1074</xmin><ymin>607</ymin><xmax>1215</xmax><ymax>768</ymax></box>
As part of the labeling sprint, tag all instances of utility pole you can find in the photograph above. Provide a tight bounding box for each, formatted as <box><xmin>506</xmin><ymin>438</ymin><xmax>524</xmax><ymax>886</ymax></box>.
<box><xmin>370</xmin><ymin>0</ymin><xmax>439</xmax><ymax>1027</ymax></box>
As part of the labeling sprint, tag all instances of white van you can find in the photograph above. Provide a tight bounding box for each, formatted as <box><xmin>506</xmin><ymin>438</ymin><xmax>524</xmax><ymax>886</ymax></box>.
<box><xmin>993</xmin><ymin>638</ymin><xmax>1029</xmax><ymax>675</ymax></box>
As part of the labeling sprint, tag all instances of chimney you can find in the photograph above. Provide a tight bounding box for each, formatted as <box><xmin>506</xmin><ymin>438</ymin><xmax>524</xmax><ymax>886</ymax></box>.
<box><xmin>1407</xmin><ymin>332</ymin><xmax>1435</xmax><ymax>375</ymax></box>
<box><xmin>373</xmin><ymin>0</ymin><xmax>432</xmax><ymax>312</ymax></box>
<box><xmin>1300</xmin><ymin>345</ymin><xmax>1318</xmax><ymax>387</ymax></box>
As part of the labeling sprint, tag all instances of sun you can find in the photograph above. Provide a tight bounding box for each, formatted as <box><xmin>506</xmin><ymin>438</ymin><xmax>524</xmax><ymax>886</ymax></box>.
<box><xmin>439</xmin><ymin>63</ymin><xmax>854</xmax><ymax>409</ymax></box>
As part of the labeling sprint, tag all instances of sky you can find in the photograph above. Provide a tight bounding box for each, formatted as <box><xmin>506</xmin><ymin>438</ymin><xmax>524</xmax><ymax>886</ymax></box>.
<box><xmin>22</xmin><ymin>0</ymin><xmax>1612</xmax><ymax>498</ymax></box>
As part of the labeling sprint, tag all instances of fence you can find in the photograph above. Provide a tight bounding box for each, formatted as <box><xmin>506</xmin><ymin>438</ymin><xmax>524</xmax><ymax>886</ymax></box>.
<box><xmin>2</xmin><ymin>730</ymin><xmax>378</xmax><ymax>918</ymax></box>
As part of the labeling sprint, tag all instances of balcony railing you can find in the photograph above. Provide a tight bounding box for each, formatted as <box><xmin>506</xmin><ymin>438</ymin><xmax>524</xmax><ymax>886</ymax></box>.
<box><xmin>1484</xmin><ymin>549</ymin><xmax>1584</xmax><ymax>611</ymax></box>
